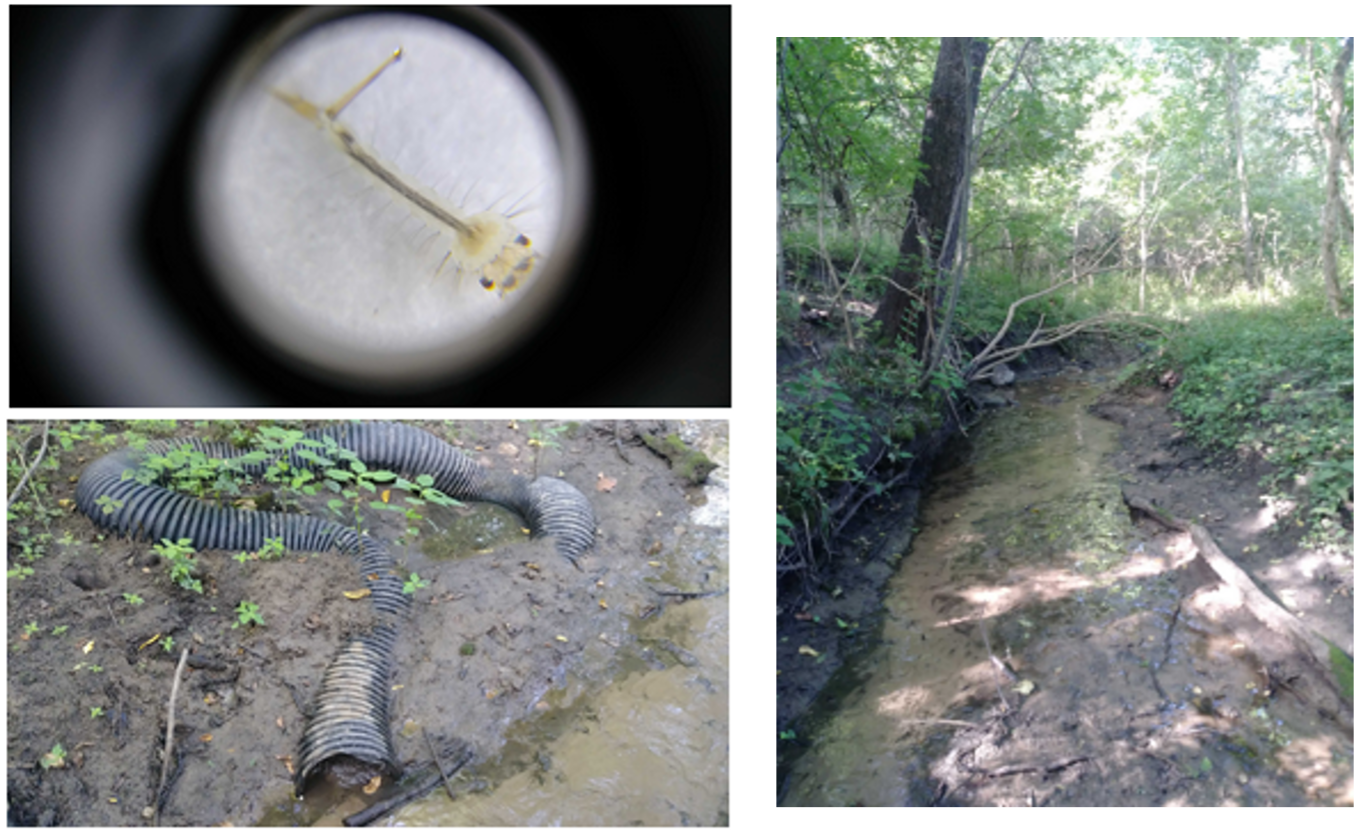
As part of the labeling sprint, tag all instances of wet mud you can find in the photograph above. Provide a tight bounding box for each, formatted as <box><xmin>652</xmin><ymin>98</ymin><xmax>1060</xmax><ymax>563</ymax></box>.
<box><xmin>7</xmin><ymin>420</ymin><xmax>728</xmax><ymax>826</ymax></box>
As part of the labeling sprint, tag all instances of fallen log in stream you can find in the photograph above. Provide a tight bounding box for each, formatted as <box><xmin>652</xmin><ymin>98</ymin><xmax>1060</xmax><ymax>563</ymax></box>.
<box><xmin>1120</xmin><ymin>485</ymin><xmax>1352</xmax><ymax>718</ymax></box>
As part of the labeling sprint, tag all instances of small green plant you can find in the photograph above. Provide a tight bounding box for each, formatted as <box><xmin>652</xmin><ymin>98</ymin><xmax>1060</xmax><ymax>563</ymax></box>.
<box><xmin>233</xmin><ymin>601</ymin><xmax>265</xmax><ymax>628</ymax></box>
<box><xmin>127</xmin><ymin>419</ymin><xmax>179</xmax><ymax>436</ymax></box>
<box><xmin>402</xmin><ymin>573</ymin><xmax>430</xmax><ymax>595</ymax></box>
<box><xmin>50</xmin><ymin>625</ymin><xmax>69</xmax><ymax>636</ymax></box>
<box><xmin>7</xmin><ymin>524</ymin><xmax>53</xmax><ymax>568</ymax></box>
<box><xmin>258</xmin><ymin>536</ymin><xmax>287</xmax><ymax>560</ymax></box>
<box><xmin>779</xmin><ymin>729</ymin><xmax>797</xmax><ymax>741</ymax></box>
<box><xmin>90</xmin><ymin>706</ymin><xmax>105</xmax><ymax>719</ymax></box>
<box><xmin>39</xmin><ymin>742</ymin><xmax>67</xmax><ymax>770</ymax></box>
<box><xmin>323</xmin><ymin>457</ymin><xmax>399</xmax><ymax>531</ymax></box>
<box><xmin>777</xmin><ymin>368</ymin><xmax>877</xmax><ymax>559</ymax></box>
<box><xmin>129</xmin><ymin>444</ymin><xmax>243</xmax><ymax>503</ymax></box>
<box><xmin>526</xmin><ymin>421</ymin><xmax>568</xmax><ymax>476</ymax></box>
<box><xmin>398</xmin><ymin>505</ymin><xmax>425</xmax><ymax>541</ymax></box>
<box><xmin>227</xmin><ymin>425</ymin><xmax>336</xmax><ymax>510</ymax></box>
<box><xmin>325</xmin><ymin>459</ymin><xmax>399</xmax><ymax>494</ymax></box>
<box><xmin>23</xmin><ymin>620</ymin><xmax>40</xmax><ymax>636</ymax></box>
<box><xmin>394</xmin><ymin>474</ymin><xmax>460</xmax><ymax>509</ymax></box>
<box><xmin>154</xmin><ymin>538</ymin><xmax>202</xmax><ymax>594</ymax></box>
<box><xmin>160</xmin><ymin>635</ymin><xmax>175</xmax><ymax>653</ymax></box>
<box><xmin>122</xmin><ymin>592</ymin><xmax>144</xmax><ymax>606</ymax></box>
<box><xmin>7</xmin><ymin>566</ymin><xmax>35</xmax><ymax>581</ymax></box>
<box><xmin>93</xmin><ymin>494</ymin><xmax>124</xmax><ymax>515</ymax></box>
<box><xmin>526</xmin><ymin>421</ymin><xmax>567</xmax><ymax>451</ymax></box>
<box><xmin>232</xmin><ymin>537</ymin><xmax>288</xmax><ymax>564</ymax></box>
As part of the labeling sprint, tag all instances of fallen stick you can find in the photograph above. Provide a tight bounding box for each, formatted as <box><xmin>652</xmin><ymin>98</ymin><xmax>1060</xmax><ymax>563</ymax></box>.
<box><xmin>1182</xmin><ymin>521</ymin><xmax>1339</xmax><ymax>692</ymax></box>
<box><xmin>1119</xmin><ymin>486</ymin><xmax>1183</xmax><ymax>532</ymax></box>
<box><xmin>343</xmin><ymin>749</ymin><xmax>473</xmax><ymax>827</ymax></box>
<box><xmin>1120</xmin><ymin>487</ymin><xmax>1347</xmax><ymax>706</ymax></box>
<box><xmin>7</xmin><ymin>420</ymin><xmax>50</xmax><ymax>507</ymax></box>
<box><xmin>155</xmin><ymin>647</ymin><xmax>190</xmax><ymax>826</ymax></box>
<box><xmin>424</xmin><ymin>730</ymin><xmax>456</xmax><ymax>802</ymax></box>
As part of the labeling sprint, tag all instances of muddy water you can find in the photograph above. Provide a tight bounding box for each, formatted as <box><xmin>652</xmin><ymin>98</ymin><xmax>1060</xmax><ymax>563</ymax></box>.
<box><xmin>413</xmin><ymin>426</ymin><xmax>733</xmax><ymax>827</ymax></box>
<box><xmin>783</xmin><ymin>370</ymin><xmax>1132</xmax><ymax>810</ymax></box>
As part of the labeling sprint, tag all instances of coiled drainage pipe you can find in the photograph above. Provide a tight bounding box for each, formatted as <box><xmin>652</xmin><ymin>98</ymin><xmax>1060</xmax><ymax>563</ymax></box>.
<box><xmin>74</xmin><ymin>421</ymin><xmax>595</xmax><ymax>794</ymax></box>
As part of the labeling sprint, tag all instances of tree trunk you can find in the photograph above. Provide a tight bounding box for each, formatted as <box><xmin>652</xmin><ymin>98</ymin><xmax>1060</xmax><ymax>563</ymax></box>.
<box><xmin>871</xmin><ymin>37</ymin><xmax>988</xmax><ymax>352</ymax></box>
<box><xmin>1223</xmin><ymin>40</ymin><xmax>1256</xmax><ymax>289</ymax></box>
<box><xmin>1320</xmin><ymin>37</ymin><xmax>1352</xmax><ymax>317</ymax></box>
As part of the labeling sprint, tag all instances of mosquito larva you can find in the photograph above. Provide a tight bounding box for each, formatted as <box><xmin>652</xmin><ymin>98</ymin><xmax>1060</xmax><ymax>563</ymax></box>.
<box><xmin>272</xmin><ymin>47</ymin><xmax>537</xmax><ymax>297</ymax></box>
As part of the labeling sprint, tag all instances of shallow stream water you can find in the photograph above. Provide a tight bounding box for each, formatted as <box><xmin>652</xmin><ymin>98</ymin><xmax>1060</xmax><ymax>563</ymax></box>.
<box><xmin>783</xmin><ymin>372</ymin><xmax>1132</xmax><ymax>805</ymax></box>
<box><xmin>781</xmin><ymin>371</ymin><xmax>1349</xmax><ymax>807</ymax></box>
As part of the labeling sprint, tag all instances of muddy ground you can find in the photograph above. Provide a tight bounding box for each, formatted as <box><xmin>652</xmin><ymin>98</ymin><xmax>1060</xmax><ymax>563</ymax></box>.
<box><xmin>1090</xmin><ymin>383</ymin><xmax>1354</xmax><ymax>663</ymax></box>
<box><xmin>778</xmin><ymin>351</ymin><xmax>1353</xmax><ymax>806</ymax></box>
<box><xmin>7</xmin><ymin>420</ymin><xmax>729</xmax><ymax>826</ymax></box>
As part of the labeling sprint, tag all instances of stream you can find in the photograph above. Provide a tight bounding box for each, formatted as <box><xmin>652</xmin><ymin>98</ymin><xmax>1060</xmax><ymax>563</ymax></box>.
<box><xmin>781</xmin><ymin>369</ymin><xmax>1351</xmax><ymax>807</ymax></box>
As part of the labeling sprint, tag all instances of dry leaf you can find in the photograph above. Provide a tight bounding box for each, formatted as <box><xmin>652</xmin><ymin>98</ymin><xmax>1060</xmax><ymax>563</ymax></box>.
<box><xmin>343</xmin><ymin>589</ymin><xmax>371</xmax><ymax>600</ymax></box>
<box><xmin>596</xmin><ymin>473</ymin><xmax>617</xmax><ymax>492</ymax></box>
<box><xmin>797</xmin><ymin>645</ymin><xmax>821</xmax><ymax>657</ymax></box>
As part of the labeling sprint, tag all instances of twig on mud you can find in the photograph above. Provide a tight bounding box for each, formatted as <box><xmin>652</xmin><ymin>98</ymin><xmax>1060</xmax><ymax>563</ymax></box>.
<box><xmin>344</xmin><ymin>775</ymin><xmax>443</xmax><ymax>827</ymax></box>
<box><xmin>611</xmin><ymin>420</ymin><xmax>633</xmax><ymax>465</ymax></box>
<box><xmin>343</xmin><ymin>749</ymin><xmax>473</xmax><ymax>827</ymax></box>
<box><xmin>828</xmin><ymin>464</ymin><xmax>918</xmax><ymax>545</ymax></box>
<box><xmin>947</xmin><ymin>391</ymin><xmax>969</xmax><ymax>439</ymax></box>
<box><xmin>977</xmin><ymin>616</ymin><xmax>1011</xmax><ymax>712</ymax></box>
<box><xmin>973</xmin><ymin>755</ymin><xmax>1091</xmax><ymax>779</ymax></box>
<box><xmin>424</xmin><ymin>730</ymin><xmax>457</xmax><ymax>802</ymax></box>
<box><xmin>155</xmin><ymin>647</ymin><xmax>189</xmax><ymax>826</ymax></box>
<box><xmin>1150</xmin><ymin>602</ymin><xmax>1181</xmax><ymax>704</ymax></box>
<box><xmin>7</xmin><ymin>419</ymin><xmax>51</xmax><ymax>507</ymax></box>
<box><xmin>648</xmin><ymin>586</ymin><xmax>729</xmax><ymax>601</ymax></box>
<box><xmin>895</xmin><ymin>719</ymin><xmax>983</xmax><ymax>739</ymax></box>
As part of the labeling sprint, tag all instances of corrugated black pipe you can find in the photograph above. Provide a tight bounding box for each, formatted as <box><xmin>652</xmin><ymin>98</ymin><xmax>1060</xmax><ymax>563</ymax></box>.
<box><xmin>74</xmin><ymin>422</ymin><xmax>594</xmax><ymax>794</ymax></box>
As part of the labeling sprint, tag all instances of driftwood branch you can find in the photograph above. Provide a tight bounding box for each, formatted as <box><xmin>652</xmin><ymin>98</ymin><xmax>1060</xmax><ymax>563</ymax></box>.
<box><xmin>1120</xmin><ymin>487</ymin><xmax>1348</xmax><ymax>708</ymax></box>
<box><xmin>965</xmin><ymin>234</ymin><xmax>1124</xmax><ymax>380</ymax></box>
<box><xmin>968</xmin><ymin>309</ymin><xmax>1168</xmax><ymax>383</ymax></box>
<box><xmin>1184</xmin><ymin>523</ymin><xmax>1339</xmax><ymax>690</ymax></box>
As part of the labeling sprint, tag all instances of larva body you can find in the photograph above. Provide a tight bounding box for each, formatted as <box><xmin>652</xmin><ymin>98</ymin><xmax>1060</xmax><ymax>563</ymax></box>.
<box><xmin>273</xmin><ymin>49</ymin><xmax>537</xmax><ymax>297</ymax></box>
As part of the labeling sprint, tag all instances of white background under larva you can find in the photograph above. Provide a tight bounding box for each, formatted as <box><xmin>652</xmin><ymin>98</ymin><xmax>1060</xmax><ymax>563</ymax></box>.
<box><xmin>200</xmin><ymin>14</ymin><xmax>562</xmax><ymax>352</ymax></box>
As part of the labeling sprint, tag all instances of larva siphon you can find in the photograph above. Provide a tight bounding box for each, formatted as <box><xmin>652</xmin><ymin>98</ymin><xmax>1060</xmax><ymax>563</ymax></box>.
<box><xmin>272</xmin><ymin>47</ymin><xmax>537</xmax><ymax>297</ymax></box>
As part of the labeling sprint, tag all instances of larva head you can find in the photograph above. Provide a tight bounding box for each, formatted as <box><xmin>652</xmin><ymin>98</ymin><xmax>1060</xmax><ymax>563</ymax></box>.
<box><xmin>480</xmin><ymin>233</ymin><xmax>535</xmax><ymax>297</ymax></box>
<box><xmin>460</xmin><ymin>212</ymin><xmax>536</xmax><ymax>296</ymax></box>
